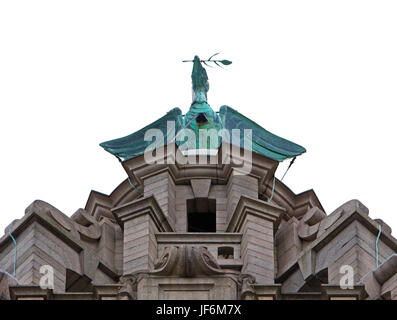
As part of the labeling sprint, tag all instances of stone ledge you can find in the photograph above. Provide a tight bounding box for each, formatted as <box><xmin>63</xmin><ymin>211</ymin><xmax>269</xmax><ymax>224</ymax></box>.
<box><xmin>226</xmin><ymin>195</ymin><xmax>285</xmax><ymax>232</ymax></box>
<box><xmin>321</xmin><ymin>284</ymin><xmax>367</xmax><ymax>300</ymax></box>
<box><xmin>156</xmin><ymin>232</ymin><xmax>242</xmax><ymax>244</ymax></box>
<box><xmin>112</xmin><ymin>196</ymin><xmax>174</xmax><ymax>232</ymax></box>
<box><xmin>252</xmin><ymin>284</ymin><xmax>282</xmax><ymax>300</ymax></box>
<box><xmin>9</xmin><ymin>286</ymin><xmax>52</xmax><ymax>300</ymax></box>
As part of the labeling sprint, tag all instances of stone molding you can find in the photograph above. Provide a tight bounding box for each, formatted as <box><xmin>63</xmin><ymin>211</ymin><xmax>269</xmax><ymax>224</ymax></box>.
<box><xmin>111</xmin><ymin>196</ymin><xmax>174</xmax><ymax>232</ymax></box>
<box><xmin>360</xmin><ymin>254</ymin><xmax>397</xmax><ymax>299</ymax></box>
<box><xmin>276</xmin><ymin>199</ymin><xmax>397</xmax><ymax>284</ymax></box>
<box><xmin>226</xmin><ymin>195</ymin><xmax>285</xmax><ymax>233</ymax></box>
<box><xmin>190</xmin><ymin>178</ymin><xmax>212</xmax><ymax>198</ymax></box>
<box><xmin>152</xmin><ymin>245</ymin><xmax>230</xmax><ymax>277</ymax></box>
<box><xmin>156</xmin><ymin>232</ymin><xmax>242</xmax><ymax>244</ymax></box>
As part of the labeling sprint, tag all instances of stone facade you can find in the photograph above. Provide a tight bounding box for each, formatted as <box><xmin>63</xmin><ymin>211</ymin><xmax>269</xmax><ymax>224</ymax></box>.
<box><xmin>1</xmin><ymin>143</ymin><xmax>396</xmax><ymax>300</ymax></box>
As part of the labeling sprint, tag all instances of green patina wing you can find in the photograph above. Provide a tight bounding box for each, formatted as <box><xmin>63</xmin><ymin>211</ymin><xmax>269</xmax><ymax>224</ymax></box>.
<box><xmin>219</xmin><ymin>105</ymin><xmax>306</xmax><ymax>161</ymax></box>
<box><xmin>100</xmin><ymin>56</ymin><xmax>306</xmax><ymax>162</ymax></box>
<box><xmin>100</xmin><ymin>107</ymin><xmax>183</xmax><ymax>160</ymax></box>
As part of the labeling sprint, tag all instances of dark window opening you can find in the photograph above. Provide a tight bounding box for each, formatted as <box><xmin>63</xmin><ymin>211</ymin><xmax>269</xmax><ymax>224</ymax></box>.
<box><xmin>218</xmin><ymin>246</ymin><xmax>234</xmax><ymax>259</ymax></box>
<box><xmin>187</xmin><ymin>198</ymin><xmax>216</xmax><ymax>232</ymax></box>
<box><xmin>196</xmin><ymin>113</ymin><xmax>208</xmax><ymax>124</ymax></box>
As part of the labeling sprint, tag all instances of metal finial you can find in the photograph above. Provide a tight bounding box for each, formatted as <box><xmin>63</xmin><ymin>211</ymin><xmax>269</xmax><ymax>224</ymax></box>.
<box><xmin>182</xmin><ymin>53</ymin><xmax>232</xmax><ymax>69</ymax></box>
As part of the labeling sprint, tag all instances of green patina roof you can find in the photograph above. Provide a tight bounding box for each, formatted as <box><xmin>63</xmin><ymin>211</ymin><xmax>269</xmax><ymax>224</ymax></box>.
<box><xmin>100</xmin><ymin>56</ymin><xmax>306</xmax><ymax>162</ymax></box>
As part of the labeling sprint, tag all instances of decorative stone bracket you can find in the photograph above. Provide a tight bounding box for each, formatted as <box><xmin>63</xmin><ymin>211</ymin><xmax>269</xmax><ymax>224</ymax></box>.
<box><xmin>152</xmin><ymin>245</ymin><xmax>227</xmax><ymax>277</ymax></box>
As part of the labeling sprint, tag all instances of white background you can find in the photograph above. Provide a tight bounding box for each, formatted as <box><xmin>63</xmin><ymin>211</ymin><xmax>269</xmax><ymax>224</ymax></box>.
<box><xmin>0</xmin><ymin>1</ymin><xmax>396</xmax><ymax>235</ymax></box>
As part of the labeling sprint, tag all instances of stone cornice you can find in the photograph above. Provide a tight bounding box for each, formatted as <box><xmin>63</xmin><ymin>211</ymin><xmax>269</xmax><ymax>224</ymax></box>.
<box><xmin>310</xmin><ymin>204</ymin><xmax>397</xmax><ymax>253</ymax></box>
<box><xmin>252</xmin><ymin>284</ymin><xmax>282</xmax><ymax>300</ymax></box>
<box><xmin>156</xmin><ymin>232</ymin><xmax>242</xmax><ymax>244</ymax></box>
<box><xmin>0</xmin><ymin>205</ymin><xmax>83</xmax><ymax>253</ymax></box>
<box><xmin>226</xmin><ymin>195</ymin><xmax>285</xmax><ymax>233</ymax></box>
<box><xmin>85</xmin><ymin>144</ymin><xmax>323</xmax><ymax>223</ymax></box>
<box><xmin>122</xmin><ymin>142</ymin><xmax>278</xmax><ymax>187</ymax></box>
<box><xmin>0</xmin><ymin>202</ymin><xmax>120</xmax><ymax>281</ymax></box>
<box><xmin>262</xmin><ymin>177</ymin><xmax>324</xmax><ymax>219</ymax></box>
<box><xmin>276</xmin><ymin>200</ymin><xmax>397</xmax><ymax>282</ymax></box>
<box><xmin>321</xmin><ymin>285</ymin><xmax>367</xmax><ymax>300</ymax></box>
<box><xmin>84</xmin><ymin>190</ymin><xmax>113</xmax><ymax>220</ymax></box>
<box><xmin>9</xmin><ymin>285</ymin><xmax>124</xmax><ymax>300</ymax></box>
<box><xmin>111</xmin><ymin>196</ymin><xmax>174</xmax><ymax>232</ymax></box>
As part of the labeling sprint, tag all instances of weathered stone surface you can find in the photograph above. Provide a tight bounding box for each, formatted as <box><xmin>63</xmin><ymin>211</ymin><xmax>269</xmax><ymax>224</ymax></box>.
<box><xmin>137</xmin><ymin>276</ymin><xmax>238</xmax><ymax>300</ymax></box>
<box><xmin>227</xmin><ymin>195</ymin><xmax>284</xmax><ymax>284</ymax></box>
<box><xmin>144</xmin><ymin>172</ymin><xmax>176</xmax><ymax>227</ymax></box>
<box><xmin>2</xmin><ymin>147</ymin><xmax>397</xmax><ymax>300</ymax></box>
<box><xmin>190</xmin><ymin>179</ymin><xmax>212</xmax><ymax>198</ymax></box>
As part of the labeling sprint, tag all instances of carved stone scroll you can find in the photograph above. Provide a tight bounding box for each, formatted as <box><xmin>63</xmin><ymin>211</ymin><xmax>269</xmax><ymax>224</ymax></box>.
<box><xmin>152</xmin><ymin>245</ymin><xmax>225</xmax><ymax>277</ymax></box>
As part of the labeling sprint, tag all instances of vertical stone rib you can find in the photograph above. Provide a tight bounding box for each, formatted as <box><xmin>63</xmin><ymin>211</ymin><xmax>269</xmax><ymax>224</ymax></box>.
<box><xmin>112</xmin><ymin>196</ymin><xmax>173</xmax><ymax>276</ymax></box>
<box><xmin>226</xmin><ymin>174</ymin><xmax>258</xmax><ymax>224</ymax></box>
<box><xmin>227</xmin><ymin>195</ymin><xmax>284</xmax><ymax>284</ymax></box>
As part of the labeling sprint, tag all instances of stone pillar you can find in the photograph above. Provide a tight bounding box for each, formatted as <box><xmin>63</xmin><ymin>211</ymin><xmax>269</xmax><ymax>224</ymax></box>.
<box><xmin>112</xmin><ymin>196</ymin><xmax>173</xmax><ymax>275</ymax></box>
<box><xmin>226</xmin><ymin>172</ymin><xmax>258</xmax><ymax>222</ymax></box>
<box><xmin>275</xmin><ymin>217</ymin><xmax>301</xmax><ymax>277</ymax></box>
<box><xmin>144</xmin><ymin>172</ymin><xmax>176</xmax><ymax>228</ymax></box>
<box><xmin>227</xmin><ymin>195</ymin><xmax>284</xmax><ymax>284</ymax></box>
